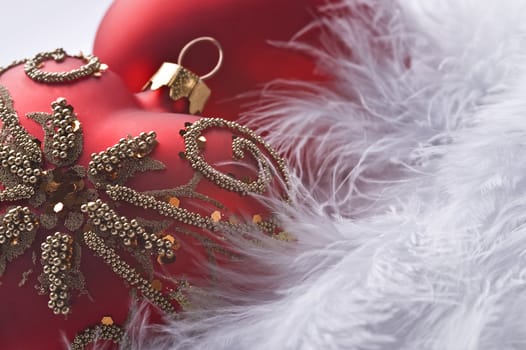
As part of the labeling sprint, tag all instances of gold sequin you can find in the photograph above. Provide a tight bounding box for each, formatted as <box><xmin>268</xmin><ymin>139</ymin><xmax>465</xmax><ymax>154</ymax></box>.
<box><xmin>162</xmin><ymin>234</ymin><xmax>176</xmax><ymax>244</ymax></box>
<box><xmin>101</xmin><ymin>316</ymin><xmax>114</xmax><ymax>326</ymax></box>
<box><xmin>211</xmin><ymin>210</ymin><xmax>222</xmax><ymax>222</ymax></box>
<box><xmin>45</xmin><ymin>181</ymin><xmax>60</xmax><ymax>193</ymax></box>
<box><xmin>197</xmin><ymin>135</ymin><xmax>207</xmax><ymax>149</ymax></box>
<box><xmin>159</xmin><ymin>234</ymin><xmax>180</xmax><ymax>254</ymax></box>
<box><xmin>168</xmin><ymin>196</ymin><xmax>180</xmax><ymax>208</ymax></box>
<box><xmin>252</xmin><ymin>214</ymin><xmax>262</xmax><ymax>224</ymax></box>
<box><xmin>53</xmin><ymin>202</ymin><xmax>64</xmax><ymax>213</ymax></box>
<box><xmin>151</xmin><ymin>279</ymin><xmax>163</xmax><ymax>291</ymax></box>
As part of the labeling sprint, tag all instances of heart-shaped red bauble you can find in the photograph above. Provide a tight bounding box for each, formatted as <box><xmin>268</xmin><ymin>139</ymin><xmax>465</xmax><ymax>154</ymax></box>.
<box><xmin>93</xmin><ymin>0</ymin><xmax>326</xmax><ymax>118</ymax></box>
<box><xmin>0</xmin><ymin>52</ymin><xmax>287</xmax><ymax>349</ymax></box>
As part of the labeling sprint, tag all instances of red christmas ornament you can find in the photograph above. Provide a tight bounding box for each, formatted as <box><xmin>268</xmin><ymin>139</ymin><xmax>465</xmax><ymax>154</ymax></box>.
<box><xmin>0</xmin><ymin>50</ymin><xmax>287</xmax><ymax>349</ymax></box>
<box><xmin>93</xmin><ymin>0</ymin><xmax>326</xmax><ymax>118</ymax></box>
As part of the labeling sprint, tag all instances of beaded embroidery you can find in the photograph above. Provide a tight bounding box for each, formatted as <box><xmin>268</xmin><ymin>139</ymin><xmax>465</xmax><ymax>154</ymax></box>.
<box><xmin>70</xmin><ymin>317</ymin><xmax>125</xmax><ymax>350</ymax></box>
<box><xmin>0</xmin><ymin>49</ymin><xmax>290</xmax><ymax>348</ymax></box>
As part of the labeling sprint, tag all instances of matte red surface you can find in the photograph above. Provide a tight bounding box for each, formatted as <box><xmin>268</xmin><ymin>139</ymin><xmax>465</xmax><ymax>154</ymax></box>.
<box><xmin>0</xmin><ymin>58</ymin><xmax>281</xmax><ymax>349</ymax></box>
<box><xmin>93</xmin><ymin>0</ymin><xmax>327</xmax><ymax>119</ymax></box>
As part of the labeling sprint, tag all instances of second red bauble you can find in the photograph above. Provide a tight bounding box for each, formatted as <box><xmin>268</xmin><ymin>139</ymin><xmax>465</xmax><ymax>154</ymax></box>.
<box><xmin>94</xmin><ymin>0</ymin><xmax>326</xmax><ymax>118</ymax></box>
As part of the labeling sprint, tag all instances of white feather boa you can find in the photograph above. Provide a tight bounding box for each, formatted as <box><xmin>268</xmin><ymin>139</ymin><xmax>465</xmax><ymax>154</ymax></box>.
<box><xmin>127</xmin><ymin>0</ymin><xmax>526</xmax><ymax>349</ymax></box>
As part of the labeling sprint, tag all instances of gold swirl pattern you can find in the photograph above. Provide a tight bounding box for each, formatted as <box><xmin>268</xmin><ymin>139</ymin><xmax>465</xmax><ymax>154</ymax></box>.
<box><xmin>24</xmin><ymin>48</ymin><xmax>107</xmax><ymax>83</ymax></box>
<box><xmin>182</xmin><ymin>118</ymin><xmax>289</xmax><ymax>195</ymax></box>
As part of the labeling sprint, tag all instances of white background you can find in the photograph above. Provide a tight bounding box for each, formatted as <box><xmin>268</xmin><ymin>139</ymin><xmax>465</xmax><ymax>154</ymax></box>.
<box><xmin>0</xmin><ymin>0</ymin><xmax>113</xmax><ymax>65</ymax></box>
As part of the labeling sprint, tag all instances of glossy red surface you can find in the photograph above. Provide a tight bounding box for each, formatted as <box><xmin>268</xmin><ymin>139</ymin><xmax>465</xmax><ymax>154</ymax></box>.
<box><xmin>93</xmin><ymin>0</ymin><xmax>326</xmax><ymax>119</ymax></box>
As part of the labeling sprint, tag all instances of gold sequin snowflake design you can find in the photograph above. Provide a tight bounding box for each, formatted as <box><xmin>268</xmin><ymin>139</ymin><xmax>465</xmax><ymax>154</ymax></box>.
<box><xmin>0</xmin><ymin>78</ymin><xmax>290</xmax><ymax>317</ymax></box>
<box><xmin>0</xmin><ymin>49</ymin><xmax>291</xmax><ymax>349</ymax></box>
<box><xmin>0</xmin><ymin>84</ymin><xmax>183</xmax><ymax>318</ymax></box>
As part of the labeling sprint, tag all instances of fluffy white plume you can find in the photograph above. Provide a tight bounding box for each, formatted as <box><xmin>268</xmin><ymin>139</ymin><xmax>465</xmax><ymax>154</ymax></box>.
<box><xmin>129</xmin><ymin>0</ymin><xmax>526</xmax><ymax>349</ymax></box>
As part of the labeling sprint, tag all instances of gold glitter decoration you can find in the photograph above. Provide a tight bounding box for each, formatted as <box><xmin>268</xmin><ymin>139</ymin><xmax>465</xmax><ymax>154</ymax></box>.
<box><xmin>0</xmin><ymin>206</ymin><xmax>38</xmax><ymax>276</ymax></box>
<box><xmin>0</xmin><ymin>52</ymin><xmax>291</xmax><ymax>346</ymax></box>
<box><xmin>0</xmin><ymin>87</ymin><xmax>42</xmax><ymax>201</ymax></box>
<box><xmin>24</xmin><ymin>48</ymin><xmax>106</xmax><ymax>83</ymax></box>
<box><xmin>80</xmin><ymin>199</ymin><xmax>173</xmax><ymax>256</ymax></box>
<box><xmin>0</xmin><ymin>87</ymin><xmax>41</xmax><ymax>163</ymax></box>
<box><xmin>0</xmin><ymin>84</ymin><xmax>180</xmax><ymax>321</ymax></box>
<box><xmin>0</xmin><ymin>144</ymin><xmax>41</xmax><ymax>184</ymax></box>
<box><xmin>41</xmin><ymin>232</ymin><xmax>74</xmax><ymax>315</ymax></box>
<box><xmin>88</xmin><ymin>131</ymin><xmax>164</xmax><ymax>186</ymax></box>
<box><xmin>156</xmin><ymin>234</ymin><xmax>178</xmax><ymax>265</ymax></box>
<box><xmin>28</xmin><ymin>97</ymin><xmax>84</xmax><ymax>167</ymax></box>
<box><xmin>83</xmin><ymin>230</ymin><xmax>176</xmax><ymax>314</ymax></box>
<box><xmin>146</xmin><ymin>173</ymin><xmax>225</xmax><ymax>209</ymax></box>
<box><xmin>182</xmin><ymin>118</ymin><xmax>290</xmax><ymax>195</ymax></box>
<box><xmin>0</xmin><ymin>184</ymin><xmax>34</xmax><ymax>202</ymax></box>
<box><xmin>70</xmin><ymin>321</ymin><xmax>125</xmax><ymax>350</ymax></box>
<box><xmin>105</xmin><ymin>184</ymin><xmax>214</xmax><ymax>230</ymax></box>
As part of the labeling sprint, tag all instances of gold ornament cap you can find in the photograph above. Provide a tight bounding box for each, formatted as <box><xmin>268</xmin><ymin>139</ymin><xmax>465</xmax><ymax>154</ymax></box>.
<box><xmin>143</xmin><ymin>37</ymin><xmax>223</xmax><ymax>115</ymax></box>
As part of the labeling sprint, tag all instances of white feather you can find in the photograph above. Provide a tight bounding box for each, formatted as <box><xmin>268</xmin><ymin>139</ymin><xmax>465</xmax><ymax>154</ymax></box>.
<box><xmin>126</xmin><ymin>0</ymin><xmax>526</xmax><ymax>349</ymax></box>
